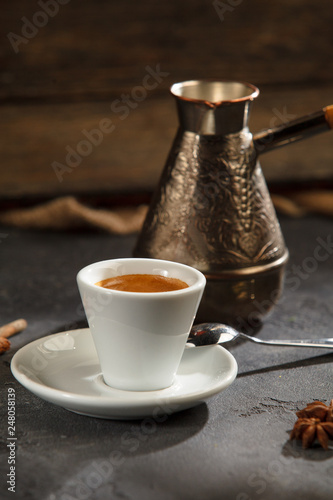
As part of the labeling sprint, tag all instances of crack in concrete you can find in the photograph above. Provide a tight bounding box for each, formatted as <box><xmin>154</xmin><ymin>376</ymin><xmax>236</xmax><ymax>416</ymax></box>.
<box><xmin>237</xmin><ymin>397</ymin><xmax>301</xmax><ymax>418</ymax></box>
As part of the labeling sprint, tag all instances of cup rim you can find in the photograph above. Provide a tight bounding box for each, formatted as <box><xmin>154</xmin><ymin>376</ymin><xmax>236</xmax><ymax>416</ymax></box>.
<box><xmin>77</xmin><ymin>258</ymin><xmax>206</xmax><ymax>297</ymax></box>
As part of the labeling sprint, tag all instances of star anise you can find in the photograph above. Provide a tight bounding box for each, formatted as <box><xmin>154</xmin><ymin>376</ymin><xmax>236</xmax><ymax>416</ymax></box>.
<box><xmin>296</xmin><ymin>399</ymin><xmax>333</xmax><ymax>422</ymax></box>
<box><xmin>290</xmin><ymin>399</ymin><xmax>333</xmax><ymax>450</ymax></box>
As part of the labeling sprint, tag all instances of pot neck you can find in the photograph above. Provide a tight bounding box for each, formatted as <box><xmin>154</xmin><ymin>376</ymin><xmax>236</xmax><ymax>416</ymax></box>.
<box><xmin>171</xmin><ymin>80</ymin><xmax>259</xmax><ymax>135</ymax></box>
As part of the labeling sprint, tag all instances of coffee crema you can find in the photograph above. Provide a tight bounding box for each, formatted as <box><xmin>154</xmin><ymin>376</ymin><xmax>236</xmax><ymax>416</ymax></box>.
<box><xmin>95</xmin><ymin>273</ymin><xmax>189</xmax><ymax>293</ymax></box>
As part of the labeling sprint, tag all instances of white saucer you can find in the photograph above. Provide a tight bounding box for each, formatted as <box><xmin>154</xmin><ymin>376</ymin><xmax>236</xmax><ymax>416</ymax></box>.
<box><xmin>11</xmin><ymin>328</ymin><xmax>237</xmax><ymax>420</ymax></box>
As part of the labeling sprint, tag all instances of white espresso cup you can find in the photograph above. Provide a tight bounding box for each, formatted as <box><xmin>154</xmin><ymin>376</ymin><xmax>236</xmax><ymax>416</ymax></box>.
<box><xmin>77</xmin><ymin>258</ymin><xmax>206</xmax><ymax>391</ymax></box>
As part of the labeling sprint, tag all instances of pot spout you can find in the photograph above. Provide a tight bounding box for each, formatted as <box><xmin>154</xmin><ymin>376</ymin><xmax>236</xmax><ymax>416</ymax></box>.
<box><xmin>253</xmin><ymin>105</ymin><xmax>333</xmax><ymax>155</ymax></box>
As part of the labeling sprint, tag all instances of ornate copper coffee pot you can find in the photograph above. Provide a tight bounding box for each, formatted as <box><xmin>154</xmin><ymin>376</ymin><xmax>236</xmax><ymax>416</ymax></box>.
<box><xmin>134</xmin><ymin>80</ymin><xmax>333</xmax><ymax>325</ymax></box>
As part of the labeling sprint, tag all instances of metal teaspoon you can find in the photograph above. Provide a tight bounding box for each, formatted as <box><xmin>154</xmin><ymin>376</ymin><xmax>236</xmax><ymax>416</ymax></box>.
<box><xmin>188</xmin><ymin>323</ymin><xmax>333</xmax><ymax>349</ymax></box>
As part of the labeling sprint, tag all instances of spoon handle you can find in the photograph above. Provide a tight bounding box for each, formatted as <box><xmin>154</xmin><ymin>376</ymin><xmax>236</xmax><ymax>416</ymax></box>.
<box><xmin>240</xmin><ymin>334</ymin><xmax>333</xmax><ymax>348</ymax></box>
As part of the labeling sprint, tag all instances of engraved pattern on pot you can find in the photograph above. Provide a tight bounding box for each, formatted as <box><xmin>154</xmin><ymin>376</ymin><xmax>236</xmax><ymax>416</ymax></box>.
<box><xmin>186</xmin><ymin>133</ymin><xmax>285</xmax><ymax>269</ymax></box>
<box><xmin>137</xmin><ymin>130</ymin><xmax>285</xmax><ymax>271</ymax></box>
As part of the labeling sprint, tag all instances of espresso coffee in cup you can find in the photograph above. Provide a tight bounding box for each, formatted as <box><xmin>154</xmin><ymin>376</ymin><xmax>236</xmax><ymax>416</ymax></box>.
<box><xmin>95</xmin><ymin>274</ymin><xmax>189</xmax><ymax>293</ymax></box>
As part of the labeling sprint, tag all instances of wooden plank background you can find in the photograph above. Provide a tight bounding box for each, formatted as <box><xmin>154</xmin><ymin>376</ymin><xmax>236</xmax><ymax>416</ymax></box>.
<box><xmin>1</xmin><ymin>0</ymin><xmax>333</xmax><ymax>202</ymax></box>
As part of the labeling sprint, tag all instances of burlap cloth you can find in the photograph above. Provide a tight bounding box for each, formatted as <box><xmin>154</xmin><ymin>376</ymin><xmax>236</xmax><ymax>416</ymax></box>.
<box><xmin>0</xmin><ymin>196</ymin><xmax>148</xmax><ymax>234</ymax></box>
<box><xmin>0</xmin><ymin>191</ymin><xmax>332</xmax><ymax>234</ymax></box>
